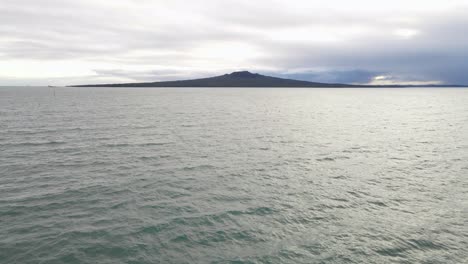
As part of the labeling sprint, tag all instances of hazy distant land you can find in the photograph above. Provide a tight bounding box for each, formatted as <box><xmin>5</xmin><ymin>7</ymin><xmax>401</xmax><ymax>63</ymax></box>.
<box><xmin>71</xmin><ymin>71</ymin><xmax>467</xmax><ymax>88</ymax></box>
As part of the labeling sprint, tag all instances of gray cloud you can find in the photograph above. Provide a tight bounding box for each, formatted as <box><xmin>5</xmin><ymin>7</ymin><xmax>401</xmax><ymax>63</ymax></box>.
<box><xmin>251</xmin><ymin>10</ymin><xmax>468</xmax><ymax>84</ymax></box>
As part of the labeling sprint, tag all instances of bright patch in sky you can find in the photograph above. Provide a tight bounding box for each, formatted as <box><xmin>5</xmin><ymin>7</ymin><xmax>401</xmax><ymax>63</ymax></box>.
<box><xmin>374</xmin><ymin>76</ymin><xmax>388</xmax><ymax>81</ymax></box>
<box><xmin>394</xmin><ymin>28</ymin><xmax>420</xmax><ymax>39</ymax></box>
<box><xmin>369</xmin><ymin>75</ymin><xmax>442</xmax><ymax>86</ymax></box>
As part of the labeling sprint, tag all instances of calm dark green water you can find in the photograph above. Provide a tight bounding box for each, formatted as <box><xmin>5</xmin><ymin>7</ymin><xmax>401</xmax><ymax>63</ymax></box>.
<box><xmin>1</xmin><ymin>87</ymin><xmax>467</xmax><ymax>263</ymax></box>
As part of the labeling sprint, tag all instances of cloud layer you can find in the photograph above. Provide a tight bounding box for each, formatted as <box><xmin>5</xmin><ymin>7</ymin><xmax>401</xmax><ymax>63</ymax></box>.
<box><xmin>1</xmin><ymin>0</ymin><xmax>468</xmax><ymax>85</ymax></box>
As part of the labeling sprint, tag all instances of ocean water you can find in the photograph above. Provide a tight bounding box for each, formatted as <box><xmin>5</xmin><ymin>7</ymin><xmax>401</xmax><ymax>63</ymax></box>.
<box><xmin>1</xmin><ymin>87</ymin><xmax>467</xmax><ymax>264</ymax></box>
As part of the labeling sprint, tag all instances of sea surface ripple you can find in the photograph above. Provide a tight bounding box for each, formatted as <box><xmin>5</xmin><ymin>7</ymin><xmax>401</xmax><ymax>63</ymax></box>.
<box><xmin>1</xmin><ymin>87</ymin><xmax>467</xmax><ymax>263</ymax></box>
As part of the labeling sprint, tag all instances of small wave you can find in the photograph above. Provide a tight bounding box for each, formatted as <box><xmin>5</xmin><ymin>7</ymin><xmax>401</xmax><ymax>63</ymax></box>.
<box><xmin>138</xmin><ymin>156</ymin><xmax>160</xmax><ymax>161</ymax></box>
<box><xmin>103</xmin><ymin>143</ymin><xmax>130</xmax><ymax>147</ymax></box>
<box><xmin>226</xmin><ymin>206</ymin><xmax>275</xmax><ymax>216</ymax></box>
<box><xmin>139</xmin><ymin>142</ymin><xmax>170</xmax><ymax>147</ymax></box>
<box><xmin>347</xmin><ymin>191</ymin><xmax>363</xmax><ymax>198</ymax></box>
<box><xmin>182</xmin><ymin>165</ymin><xmax>217</xmax><ymax>171</ymax></box>
<box><xmin>417</xmin><ymin>141</ymin><xmax>433</xmax><ymax>144</ymax></box>
<box><xmin>330</xmin><ymin>197</ymin><xmax>349</xmax><ymax>202</ymax></box>
<box><xmin>138</xmin><ymin>223</ymin><xmax>170</xmax><ymax>234</ymax></box>
<box><xmin>376</xmin><ymin>238</ymin><xmax>448</xmax><ymax>257</ymax></box>
<box><xmin>171</xmin><ymin>234</ymin><xmax>190</xmax><ymax>243</ymax></box>
<box><xmin>316</xmin><ymin>157</ymin><xmax>335</xmax><ymax>162</ymax></box>
<box><xmin>2</xmin><ymin>141</ymin><xmax>66</xmax><ymax>147</ymax></box>
<box><xmin>368</xmin><ymin>200</ymin><xmax>387</xmax><ymax>207</ymax></box>
<box><xmin>389</xmin><ymin>157</ymin><xmax>406</xmax><ymax>160</ymax></box>
<box><xmin>331</xmin><ymin>175</ymin><xmax>347</xmax><ymax>179</ymax></box>
<box><xmin>104</xmin><ymin>142</ymin><xmax>171</xmax><ymax>148</ymax></box>
<box><xmin>316</xmin><ymin>156</ymin><xmax>349</xmax><ymax>162</ymax></box>
<box><xmin>342</xmin><ymin>147</ymin><xmax>374</xmax><ymax>153</ymax></box>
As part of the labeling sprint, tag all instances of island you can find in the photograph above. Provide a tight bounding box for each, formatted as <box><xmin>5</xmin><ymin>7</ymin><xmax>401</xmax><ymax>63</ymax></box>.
<box><xmin>71</xmin><ymin>71</ymin><xmax>467</xmax><ymax>88</ymax></box>
<box><xmin>72</xmin><ymin>71</ymin><xmax>356</xmax><ymax>87</ymax></box>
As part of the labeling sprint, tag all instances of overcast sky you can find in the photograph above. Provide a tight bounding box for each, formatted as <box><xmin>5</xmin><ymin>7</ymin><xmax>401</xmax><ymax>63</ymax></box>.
<box><xmin>1</xmin><ymin>0</ymin><xmax>468</xmax><ymax>86</ymax></box>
